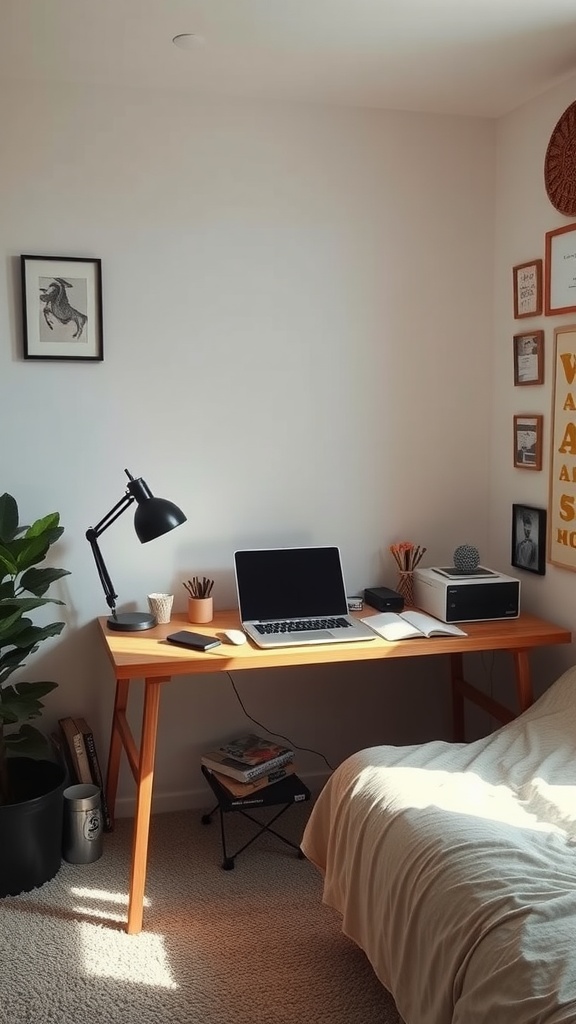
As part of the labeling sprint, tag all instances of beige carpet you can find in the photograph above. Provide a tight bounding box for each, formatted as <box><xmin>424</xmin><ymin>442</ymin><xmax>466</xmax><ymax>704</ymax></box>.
<box><xmin>1</xmin><ymin>800</ymin><xmax>404</xmax><ymax>1024</ymax></box>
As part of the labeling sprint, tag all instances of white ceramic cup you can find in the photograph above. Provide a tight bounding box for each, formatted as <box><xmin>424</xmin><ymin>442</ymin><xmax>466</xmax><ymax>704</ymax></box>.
<box><xmin>147</xmin><ymin>593</ymin><xmax>174</xmax><ymax>624</ymax></box>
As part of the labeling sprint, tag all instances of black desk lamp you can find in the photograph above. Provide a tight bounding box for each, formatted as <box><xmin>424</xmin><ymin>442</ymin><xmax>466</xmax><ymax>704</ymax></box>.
<box><xmin>86</xmin><ymin>468</ymin><xmax>187</xmax><ymax>632</ymax></box>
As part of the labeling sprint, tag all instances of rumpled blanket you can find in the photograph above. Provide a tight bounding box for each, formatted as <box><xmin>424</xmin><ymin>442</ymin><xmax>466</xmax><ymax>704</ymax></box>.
<box><xmin>301</xmin><ymin>664</ymin><xmax>576</xmax><ymax>1023</ymax></box>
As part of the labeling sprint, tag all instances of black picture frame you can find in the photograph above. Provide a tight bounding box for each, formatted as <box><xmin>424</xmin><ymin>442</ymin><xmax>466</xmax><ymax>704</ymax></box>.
<box><xmin>513</xmin><ymin>330</ymin><xmax>544</xmax><ymax>386</ymax></box>
<box><xmin>511</xmin><ymin>504</ymin><xmax>546</xmax><ymax>575</ymax></box>
<box><xmin>21</xmin><ymin>254</ymin><xmax>103</xmax><ymax>361</ymax></box>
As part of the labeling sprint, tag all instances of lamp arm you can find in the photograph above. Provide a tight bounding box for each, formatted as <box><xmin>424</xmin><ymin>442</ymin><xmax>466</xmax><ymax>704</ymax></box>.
<box><xmin>90</xmin><ymin>493</ymin><xmax>135</xmax><ymax>538</ymax></box>
<box><xmin>86</xmin><ymin>530</ymin><xmax>117</xmax><ymax>613</ymax></box>
<box><xmin>86</xmin><ymin>493</ymin><xmax>135</xmax><ymax>614</ymax></box>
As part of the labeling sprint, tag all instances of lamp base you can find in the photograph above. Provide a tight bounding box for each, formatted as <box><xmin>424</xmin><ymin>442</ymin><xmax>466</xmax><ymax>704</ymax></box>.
<box><xmin>107</xmin><ymin>611</ymin><xmax>156</xmax><ymax>632</ymax></box>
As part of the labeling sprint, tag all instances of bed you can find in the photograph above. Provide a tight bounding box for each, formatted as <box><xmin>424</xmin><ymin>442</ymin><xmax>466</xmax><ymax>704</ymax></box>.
<box><xmin>301</xmin><ymin>664</ymin><xmax>576</xmax><ymax>1023</ymax></box>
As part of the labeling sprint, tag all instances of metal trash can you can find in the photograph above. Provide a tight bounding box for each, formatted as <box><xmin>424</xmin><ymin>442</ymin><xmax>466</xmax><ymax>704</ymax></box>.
<box><xmin>62</xmin><ymin>784</ymin><xmax>103</xmax><ymax>864</ymax></box>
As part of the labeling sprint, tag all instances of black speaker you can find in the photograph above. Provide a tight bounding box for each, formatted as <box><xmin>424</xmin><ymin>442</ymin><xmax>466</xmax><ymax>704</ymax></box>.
<box><xmin>364</xmin><ymin>586</ymin><xmax>404</xmax><ymax>612</ymax></box>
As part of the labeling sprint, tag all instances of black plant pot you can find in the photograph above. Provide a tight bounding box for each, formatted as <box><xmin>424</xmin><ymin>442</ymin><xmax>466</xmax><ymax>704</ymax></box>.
<box><xmin>0</xmin><ymin>757</ymin><xmax>67</xmax><ymax>898</ymax></box>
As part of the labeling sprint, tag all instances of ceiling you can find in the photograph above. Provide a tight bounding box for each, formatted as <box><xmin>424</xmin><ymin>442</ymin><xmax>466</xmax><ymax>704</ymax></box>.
<box><xmin>2</xmin><ymin>0</ymin><xmax>576</xmax><ymax>118</ymax></box>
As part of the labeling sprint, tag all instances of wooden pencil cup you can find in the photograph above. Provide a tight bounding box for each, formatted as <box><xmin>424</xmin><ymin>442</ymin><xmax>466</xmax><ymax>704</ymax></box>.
<box><xmin>187</xmin><ymin>597</ymin><xmax>213</xmax><ymax>624</ymax></box>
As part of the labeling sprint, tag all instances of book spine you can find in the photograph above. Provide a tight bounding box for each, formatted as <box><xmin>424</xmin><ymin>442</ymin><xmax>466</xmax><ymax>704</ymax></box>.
<box><xmin>239</xmin><ymin>750</ymin><xmax>294</xmax><ymax>781</ymax></box>
<box><xmin>82</xmin><ymin>730</ymin><xmax>113</xmax><ymax>832</ymax></box>
<box><xmin>212</xmin><ymin>762</ymin><xmax>295</xmax><ymax>797</ymax></box>
<box><xmin>58</xmin><ymin>718</ymin><xmax>92</xmax><ymax>785</ymax></box>
<box><xmin>200</xmin><ymin>757</ymin><xmax>250</xmax><ymax>782</ymax></box>
<box><xmin>226</xmin><ymin>785</ymin><xmax>305</xmax><ymax>809</ymax></box>
<box><xmin>71</xmin><ymin>732</ymin><xmax>93</xmax><ymax>785</ymax></box>
<box><xmin>202</xmin><ymin>749</ymin><xmax>294</xmax><ymax>782</ymax></box>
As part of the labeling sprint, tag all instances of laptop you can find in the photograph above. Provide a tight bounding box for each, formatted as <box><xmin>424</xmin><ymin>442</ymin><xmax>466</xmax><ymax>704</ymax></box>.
<box><xmin>234</xmin><ymin>546</ymin><xmax>377</xmax><ymax>648</ymax></box>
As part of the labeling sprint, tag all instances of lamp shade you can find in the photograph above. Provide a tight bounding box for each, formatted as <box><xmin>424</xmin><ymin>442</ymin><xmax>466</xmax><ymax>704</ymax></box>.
<box><xmin>134</xmin><ymin>496</ymin><xmax>187</xmax><ymax>543</ymax></box>
<box><xmin>126</xmin><ymin>473</ymin><xmax>187</xmax><ymax>543</ymax></box>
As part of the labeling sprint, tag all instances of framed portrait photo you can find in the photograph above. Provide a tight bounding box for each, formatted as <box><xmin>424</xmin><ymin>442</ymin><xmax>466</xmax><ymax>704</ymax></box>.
<box><xmin>512</xmin><ymin>259</ymin><xmax>543</xmax><ymax>319</ymax></box>
<box><xmin>511</xmin><ymin>504</ymin><xmax>546</xmax><ymax>575</ymax></box>
<box><xmin>21</xmin><ymin>254</ymin><xmax>103</xmax><ymax>361</ymax></box>
<box><xmin>545</xmin><ymin>223</ymin><xmax>576</xmax><ymax>315</ymax></box>
<box><xmin>513</xmin><ymin>330</ymin><xmax>544</xmax><ymax>386</ymax></box>
<box><xmin>513</xmin><ymin>414</ymin><xmax>543</xmax><ymax>470</ymax></box>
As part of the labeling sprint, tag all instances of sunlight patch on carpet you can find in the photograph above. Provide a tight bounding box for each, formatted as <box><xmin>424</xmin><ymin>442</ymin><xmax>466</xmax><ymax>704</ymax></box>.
<box><xmin>78</xmin><ymin>920</ymin><xmax>179</xmax><ymax>988</ymax></box>
<box><xmin>70</xmin><ymin>885</ymin><xmax>148</xmax><ymax>923</ymax></box>
<box><xmin>71</xmin><ymin>887</ymin><xmax>130</xmax><ymax>905</ymax></box>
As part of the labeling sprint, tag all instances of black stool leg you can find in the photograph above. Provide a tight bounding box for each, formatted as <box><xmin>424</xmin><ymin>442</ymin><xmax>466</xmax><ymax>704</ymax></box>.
<box><xmin>219</xmin><ymin>805</ymin><xmax>234</xmax><ymax>870</ymax></box>
<box><xmin>201</xmin><ymin>802</ymin><xmax>219</xmax><ymax>825</ymax></box>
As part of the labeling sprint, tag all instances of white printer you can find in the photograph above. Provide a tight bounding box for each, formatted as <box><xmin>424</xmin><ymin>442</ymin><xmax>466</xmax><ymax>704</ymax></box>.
<box><xmin>413</xmin><ymin>566</ymin><xmax>520</xmax><ymax>623</ymax></box>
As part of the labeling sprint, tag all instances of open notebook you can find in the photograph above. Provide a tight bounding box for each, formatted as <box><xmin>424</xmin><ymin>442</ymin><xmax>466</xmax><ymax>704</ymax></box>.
<box><xmin>361</xmin><ymin>609</ymin><xmax>467</xmax><ymax>641</ymax></box>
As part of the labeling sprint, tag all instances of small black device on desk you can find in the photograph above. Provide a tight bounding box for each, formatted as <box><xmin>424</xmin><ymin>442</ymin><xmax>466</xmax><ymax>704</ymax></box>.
<box><xmin>364</xmin><ymin>586</ymin><xmax>405</xmax><ymax>612</ymax></box>
<box><xmin>166</xmin><ymin>630</ymin><xmax>222</xmax><ymax>651</ymax></box>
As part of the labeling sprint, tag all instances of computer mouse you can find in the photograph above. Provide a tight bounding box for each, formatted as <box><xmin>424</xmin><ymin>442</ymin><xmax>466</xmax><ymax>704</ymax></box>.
<box><xmin>222</xmin><ymin>628</ymin><xmax>247</xmax><ymax>646</ymax></box>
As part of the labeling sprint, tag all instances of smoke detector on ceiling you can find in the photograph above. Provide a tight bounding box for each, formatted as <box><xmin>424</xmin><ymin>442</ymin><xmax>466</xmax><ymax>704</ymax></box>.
<box><xmin>172</xmin><ymin>33</ymin><xmax>206</xmax><ymax>51</ymax></box>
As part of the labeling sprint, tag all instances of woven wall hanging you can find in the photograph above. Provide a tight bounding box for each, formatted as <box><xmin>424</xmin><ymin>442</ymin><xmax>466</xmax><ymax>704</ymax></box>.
<box><xmin>544</xmin><ymin>100</ymin><xmax>576</xmax><ymax>216</ymax></box>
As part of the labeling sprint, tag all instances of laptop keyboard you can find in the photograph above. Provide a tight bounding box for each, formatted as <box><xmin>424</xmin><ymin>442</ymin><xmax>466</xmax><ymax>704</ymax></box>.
<box><xmin>255</xmin><ymin>617</ymin><xmax>351</xmax><ymax>635</ymax></box>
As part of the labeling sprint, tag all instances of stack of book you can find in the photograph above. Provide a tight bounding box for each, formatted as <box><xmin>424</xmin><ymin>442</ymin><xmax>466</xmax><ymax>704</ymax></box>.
<box><xmin>56</xmin><ymin>716</ymin><xmax>113</xmax><ymax>831</ymax></box>
<box><xmin>201</xmin><ymin>732</ymin><xmax>295</xmax><ymax>801</ymax></box>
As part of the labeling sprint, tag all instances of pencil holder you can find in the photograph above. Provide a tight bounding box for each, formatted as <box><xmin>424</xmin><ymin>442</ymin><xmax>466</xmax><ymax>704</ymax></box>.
<box><xmin>147</xmin><ymin>593</ymin><xmax>174</xmax><ymax>625</ymax></box>
<box><xmin>389</xmin><ymin>541</ymin><xmax>425</xmax><ymax>608</ymax></box>
<box><xmin>183</xmin><ymin>577</ymin><xmax>215</xmax><ymax>622</ymax></box>
<box><xmin>396</xmin><ymin>571</ymin><xmax>414</xmax><ymax>608</ymax></box>
<box><xmin>187</xmin><ymin>597</ymin><xmax>213</xmax><ymax>624</ymax></box>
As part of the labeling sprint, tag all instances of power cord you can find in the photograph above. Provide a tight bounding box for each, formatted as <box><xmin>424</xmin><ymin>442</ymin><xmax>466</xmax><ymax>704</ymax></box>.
<box><xmin>226</xmin><ymin>671</ymin><xmax>336</xmax><ymax>772</ymax></box>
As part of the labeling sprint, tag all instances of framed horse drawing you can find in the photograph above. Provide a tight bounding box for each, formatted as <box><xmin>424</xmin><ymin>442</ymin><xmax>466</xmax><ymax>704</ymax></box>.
<box><xmin>21</xmin><ymin>255</ymin><xmax>103</xmax><ymax>361</ymax></box>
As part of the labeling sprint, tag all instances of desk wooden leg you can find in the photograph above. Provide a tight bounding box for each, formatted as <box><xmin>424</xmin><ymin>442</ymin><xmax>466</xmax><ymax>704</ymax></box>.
<box><xmin>450</xmin><ymin>652</ymin><xmax>465</xmax><ymax>742</ymax></box>
<box><xmin>512</xmin><ymin>649</ymin><xmax>533</xmax><ymax>713</ymax></box>
<box><xmin>126</xmin><ymin>677</ymin><xmax>164</xmax><ymax>935</ymax></box>
<box><xmin>106</xmin><ymin>678</ymin><xmax>130</xmax><ymax>823</ymax></box>
<box><xmin>451</xmin><ymin>647</ymin><xmax>534</xmax><ymax>743</ymax></box>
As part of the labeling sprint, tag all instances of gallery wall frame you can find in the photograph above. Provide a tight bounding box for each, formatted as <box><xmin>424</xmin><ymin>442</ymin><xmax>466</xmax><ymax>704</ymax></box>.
<box><xmin>513</xmin><ymin>330</ymin><xmax>544</xmax><ymax>386</ymax></box>
<box><xmin>548</xmin><ymin>324</ymin><xmax>576</xmax><ymax>571</ymax></box>
<box><xmin>544</xmin><ymin>223</ymin><xmax>576</xmax><ymax>315</ymax></box>
<box><xmin>513</xmin><ymin>414</ymin><xmax>543</xmax><ymax>470</ymax></box>
<box><xmin>511</xmin><ymin>503</ymin><xmax>547</xmax><ymax>575</ymax></box>
<box><xmin>21</xmin><ymin>254</ymin><xmax>103</xmax><ymax>361</ymax></box>
<box><xmin>512</xmin><ymin>259</ymin><xmax>543</xmax><ymax>319</ymax></box>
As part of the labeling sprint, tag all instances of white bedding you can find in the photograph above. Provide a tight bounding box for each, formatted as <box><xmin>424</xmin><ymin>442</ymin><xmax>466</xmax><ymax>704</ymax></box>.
<box><xmin>301</xmin><ymin>665</ymin><xmax>576</xmax><ymax>1023</ymax></box>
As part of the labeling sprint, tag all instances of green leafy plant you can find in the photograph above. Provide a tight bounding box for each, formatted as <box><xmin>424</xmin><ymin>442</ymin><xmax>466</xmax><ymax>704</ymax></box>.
<box><xmin>0</xmin><ymin>492</ymin><xmax>70</xmax><ymax>805</ymax></box>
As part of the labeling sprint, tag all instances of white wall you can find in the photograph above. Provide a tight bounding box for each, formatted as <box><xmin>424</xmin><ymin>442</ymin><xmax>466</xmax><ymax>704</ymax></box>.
<box><xmin>0</xmin><ymin>82</ymin><xmax>496</xmax><ymax>810</ymax></box>
<box><xmin>490</xmin><ymin>74</ymin><xmax>576</xmax><ymax>705</ymax></box>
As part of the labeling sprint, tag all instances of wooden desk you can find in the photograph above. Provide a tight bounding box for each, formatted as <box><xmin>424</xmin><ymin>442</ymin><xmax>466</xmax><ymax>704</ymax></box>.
<box><xmin>97</xmin><ymin>609</ymin><xmax>571</xmax><ymax>933</ymax></box>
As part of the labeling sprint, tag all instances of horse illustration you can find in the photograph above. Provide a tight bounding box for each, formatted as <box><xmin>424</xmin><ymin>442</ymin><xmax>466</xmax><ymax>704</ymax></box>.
<box><xmin>39</xmin><ymin>278</ymin><xmax>87</xmax><ymax>339</ymax></box>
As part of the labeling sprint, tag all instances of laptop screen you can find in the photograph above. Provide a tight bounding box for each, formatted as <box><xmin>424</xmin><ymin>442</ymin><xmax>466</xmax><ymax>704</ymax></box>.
<box><xmin>234</xmin><ymin>547</ymin><xmax>349</xmax><ymax>621</ymax></box>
